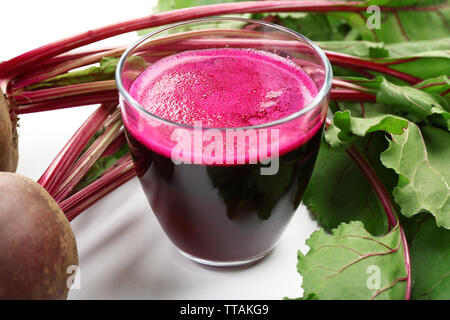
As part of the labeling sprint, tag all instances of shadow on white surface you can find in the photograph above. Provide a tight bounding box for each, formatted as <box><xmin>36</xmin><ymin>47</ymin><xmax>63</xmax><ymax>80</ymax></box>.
<box><xmin>68</xmin><ymin>176</ymin><xmax>318</xmax><ymax>299</ymax></box>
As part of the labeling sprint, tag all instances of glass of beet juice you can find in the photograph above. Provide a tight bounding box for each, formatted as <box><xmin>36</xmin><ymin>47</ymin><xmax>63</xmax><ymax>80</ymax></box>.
<box><xmin>116</xmin><ymin>18</ymin><xmax>332</xmax><ymax>268</ymax></box>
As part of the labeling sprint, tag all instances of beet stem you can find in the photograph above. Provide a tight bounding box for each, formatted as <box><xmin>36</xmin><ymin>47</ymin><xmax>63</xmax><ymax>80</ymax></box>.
<box><xmin>38</xmin><ymin>103</ymin><xmax>117</xmax><ymax>196</ymax></box>
<box><xmin>61</xmin><ymin>158</ymin><xmax>135</xmax><ymax>221</ymax></box>
<box><xmin>53</xmin><ymin>110</ymin><xmax>122</xmax><ymax>203</ymax></box>
<box><xmin>12</xmin><ymin>48</ymin><xmax>125</xmax><ymax>90</ymax></box>
<box><xmin>324</xmin><ymin>50</ymin><xmax>421</xmax><ymax>85</ymax></box>
<box><xmin>10</xmin><ymin>81</ymin><xmax>117</xmax><ymax>106</ymax></box>
<box><xmin>9</xmin><ymin>37</ymin><xmax>420</xmax><ymax>100</ymax></box>
<box><xmin>345</xmin><ymin>144</ymin><xmax>412</xmax><ymax>300</ymax></box>
<box><xmin>330</xmin><ymin>89</ymin><xmax>376</xmax><ymax>102</ymax></box>
<box><xmin>10</xmin><ymin>91</ymin><xmax>118</xmax><ymax>114</ymax></box>
<box><xmin>2</xmin><ymin>1</ymin><xmax>441</xmax><ymax>78</ymax></box>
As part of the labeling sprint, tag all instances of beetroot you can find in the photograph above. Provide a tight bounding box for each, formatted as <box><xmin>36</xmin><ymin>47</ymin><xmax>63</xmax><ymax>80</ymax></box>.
<box><xmin>0</xmin><ymin>172</ymin><xmax>78</xmax><ymax>299</ymax></box>
<box><xmin>0</xmin><ymin>89</ymin><xmax>18</xmax><ymax>172</ymax></box>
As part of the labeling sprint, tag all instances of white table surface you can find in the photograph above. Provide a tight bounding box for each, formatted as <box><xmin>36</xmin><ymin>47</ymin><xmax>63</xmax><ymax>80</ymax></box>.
<box><xmin>2</xmin><ymin>0</ymin><xmax>319</xmax><ymax>300</ymax></box>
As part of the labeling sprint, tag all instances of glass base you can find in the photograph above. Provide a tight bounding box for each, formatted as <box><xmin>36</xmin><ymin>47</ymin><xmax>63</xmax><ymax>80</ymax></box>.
<box><xmin>178</xmin><ymin>246</ymin><xmax>276</xmax><ymax>269</ymax></box>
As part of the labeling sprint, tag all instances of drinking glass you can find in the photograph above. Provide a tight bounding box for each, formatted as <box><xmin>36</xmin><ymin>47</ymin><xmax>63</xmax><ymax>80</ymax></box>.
<box><xmin>116</xmin><ymin>18</ymin><xmax>331</xmax><ymax>268</ymax></box>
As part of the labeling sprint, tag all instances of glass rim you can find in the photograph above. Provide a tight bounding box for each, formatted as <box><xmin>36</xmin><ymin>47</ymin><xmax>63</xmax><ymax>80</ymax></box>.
<box><xmin>115</xmin><ymin>17</ymin><xmax>332</xmax><ymax>130</ymax></box>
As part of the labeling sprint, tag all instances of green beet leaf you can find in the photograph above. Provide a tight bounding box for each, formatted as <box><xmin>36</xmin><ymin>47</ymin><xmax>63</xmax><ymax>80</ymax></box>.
<box><xmin>380</xmin><ymin>123</ymin><xmax>450</xmax><ymax>229</ymax></box>
<box><xmin>386</xmin><ymin>38</ymin><xmax>450</xmax><ymax>57</ymax></box>
<box><xmin>317</xmin><ymin>38</ymin><xmax>450</xmax><ymax>58</ymax></box>
<box><xmin>268</xmin><ymin>0</ymin><xmax>450</xmax><ymax>44</ymax></box>
<box><xmin>318</xmin><ymin>40</ymin><xmax>390</xmax><ymax>58</ymax></box>
<box><xmin>377</xmin><ymin>79</ymin><xmax>450</xmax><ymax>129</ymax></box>
<box><xmin>321</xmin><ymin>40</ymin><xmax>450</xmax><ymax>81</ymax></box>
<box><xmin>25</xmin><ymin>57</ymin><xmax>119</xmax><ymax>90</ymax></box>
<box><xmin>155</xmin><ymin>0</ymin><xmax>244</xmax><ymax>12</ymax></box>
<box><xmin>253</xmin><ymin>12</ymin><xmax>348</xmax><ymax>41</ymax></box>
<box><xmin>414</xmin><ymin>75</ymin><xmax>450</xmax><ymax>96</ymax></box>
<box><xmin>140</xmin><ymin>0</ymin><xmax>250</xmax><ymax>36</ymax></box>
<box><xmin>334</xmin><ymin>76</ymin><xmax>450</xmax><ymax>129</ymax></box>
<box><xmin>325</xmin><ymin>103</ymin><xmax>408</xmax><ymax>148</ymax></box>
<box><xmin>348</xmin><ymin>0</ymin><xmax>449</xmax><ymax>43</ymax></box>
<box><xmin>297</xmin><ymin>221</ymin><xmax>408</xmax><ymax>300</ymax></box>
<box><xmin>401</xmin><ymin>214</ymin><xmax>450</xmax><ymax>299</ymax></box>
<box><xmin>73</xmin><ymin>143</ymin><xmax>129</xmax><ymax>193</ymax></box>
<box><xmin>303</xmin><ymin>135</ymin><xmax>394</xmax><ymax>236</ymax></box>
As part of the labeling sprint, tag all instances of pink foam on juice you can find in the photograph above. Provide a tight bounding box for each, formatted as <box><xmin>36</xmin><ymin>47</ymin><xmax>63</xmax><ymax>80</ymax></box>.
<box><xmin>128</xmin><ymin>48</ymin><xmax>324</xmax><ymax>163</ymax></box>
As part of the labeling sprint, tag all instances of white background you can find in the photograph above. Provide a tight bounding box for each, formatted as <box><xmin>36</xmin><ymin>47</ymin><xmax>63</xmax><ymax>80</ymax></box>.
<box><xmin>1</xmin><ymin>0</ymin><xmax>319</xmax><ymax>299</ymax></box>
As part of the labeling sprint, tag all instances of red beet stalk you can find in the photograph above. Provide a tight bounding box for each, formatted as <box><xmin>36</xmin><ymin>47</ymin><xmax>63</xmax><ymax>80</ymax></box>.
<box><xmin>38</xmin><ymin>103</ymin><xmax>117</xmax><ymax>196</ymax></box>
<box><xmin>36</xmin><ymin>103</ymin><xmax>136</xmax><ymax>221</ymax></box>
<box><xmin>324</xmin><ymin>119</ymin><xmax>412</xmax><ymax>300</ymax></box>
<box><xmin>345</xmin><ymin>145</ymin><xmax>411</xmax><ymax>300</ymax></box>
<box><xmin>61</xmin><ymin>157</ymin><xmax>135</xmax><ymax>221</ymax></box>
<box><xmin>0</xmin><ymin>1</ymin><xmax>368</xmax><ymax>78</ymax></box>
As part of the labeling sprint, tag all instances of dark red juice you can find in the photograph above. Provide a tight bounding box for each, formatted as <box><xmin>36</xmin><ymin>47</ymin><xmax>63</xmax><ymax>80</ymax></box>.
<box><xmin>125</xmin><ymin>48</ymin><xmax>326</xmax><ymax>263</ymax></box>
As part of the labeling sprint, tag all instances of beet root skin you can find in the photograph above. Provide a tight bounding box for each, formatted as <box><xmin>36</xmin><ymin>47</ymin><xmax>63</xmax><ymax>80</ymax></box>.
<box><xmin>0</xmin><ymin>89</ymin><xmax>18</xmax><ymax>172</ymax></box>
<box><xmin>0</xmin><ymin>172</ymin><xmax>78</xmax><ymax>299</ymax></box>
